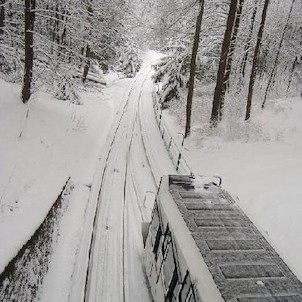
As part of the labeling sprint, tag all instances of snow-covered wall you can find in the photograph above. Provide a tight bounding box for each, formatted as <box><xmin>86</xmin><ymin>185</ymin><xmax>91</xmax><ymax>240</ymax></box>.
<box><xmin>0</xmin><ymin>180</ymin><xmax>72</xmax><ymax>302</ymax></box>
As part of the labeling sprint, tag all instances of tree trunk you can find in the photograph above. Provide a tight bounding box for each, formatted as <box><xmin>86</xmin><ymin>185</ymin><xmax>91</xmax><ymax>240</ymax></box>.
<box><xmin>240</xmin><ymin>1</ymin><xmax>258</xmax><ymax>78</ymax></box>
<box><xmin>185</xmin><ymin>0</ymin><xmax>204</xmax><ymax>138</ymax></box>
<box><xmin>262</xmin><ymin>0</ymin><xmax>296</xmax><ymax>108</ymax></box>
<box><xmin>61</xmin><ymin>8</ymin><xmax>67</xmax><ymax>46</ymax></box>
<box><xmin>0</xmin><ymin>0</ymin><xmax>5</xmax><ymax>36</ymax></box>
<box><xmin>82</xmin><ymin>0</ymin><xmax>93</xmax><ymax>84</ymax></box>
<box><xmin>82</xmin><ymin>44</ymin><xmax>91</xmax><ymax>84</ymax></box>
<box><xmin>21</xmin><ymin>0</ymin><xmax>36</xmax><ymax>103</ymax></box>
<box><xmin>224</xmin><ymin>0</ymin><xmax>244</xmax><ymax>91</ymax></box>
<box><xmin>287</xmin><ymin>56</ymin><xmax>298</xmax><ymax>92</ymax></box>
<box><xmin>54</xmin><ymin>3</ymin><xmax>60</xmax><ymax>45</ymax></box>
<box><xmin>245</xmin><ymin>0</ymin><xmax>270</xmax><ymax>121</ymax></box>
<box><xmin>210</xmin><ymin>0</ymin><xmax>238</xmax><ymax>126</ymax></box>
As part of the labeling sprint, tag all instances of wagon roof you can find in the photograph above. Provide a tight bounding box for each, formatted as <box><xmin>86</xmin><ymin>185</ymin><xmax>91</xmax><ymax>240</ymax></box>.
<box><xmin>167</xmin><ymin>175</ymin><xmax>302</xmax><ymax>301</ymax></box>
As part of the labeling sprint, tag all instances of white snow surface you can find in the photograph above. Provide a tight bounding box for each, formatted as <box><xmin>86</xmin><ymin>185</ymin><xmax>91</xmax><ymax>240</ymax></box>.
<box><xmin>0</xmin><ymin>75</ymin><xmax>120</xmax><ymax>297</ymax></box>
<box><xmin>0</xmin><ymin>50</ymin><xmax>301</xmax><ymax>302</ymax></box>
<box><xmin>162</xmin><ymin>95</ymin><xmax>302</xmax><ymax>282</ymax></box>
<box><xmin>79</xmin><ymin>52</ymin><xmax>176</xmax><ymax>302</ymax></box>
<box><xmin>0</xmin><ymin>51</ymin><xmax>174</xmax><ymax>301</ymax></box>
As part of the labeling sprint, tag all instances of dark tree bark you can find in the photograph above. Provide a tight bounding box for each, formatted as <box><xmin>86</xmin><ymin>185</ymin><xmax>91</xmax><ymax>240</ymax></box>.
<box><xmin>61</xmin><ymin>8</ymin><xmax>67</xmax><ymax>46</ymax></box>
<box><xmin>210</xmin><ymin>0</ymin><xmax>238</xmax><ymax>125</ymax></box>
<box><xmin>262</xmin><ymin>0</ymin><xmax>296</xmax><ymax>108</ymax></box>
<box><xmin>240</xmin><ymin>2</ymin><xmax>258</xmax><ymax>78</ymax></box>
<box><xmin>82</xmin><ymin>1</ymin><xmax>93</xmax><ymax>84</ymax></box>
<box><xmin>0</xmin><ymin>0</ymin><xmax>5</xmax><ymax>36</ymax></box>
<box><xmin>287</xmin><ymin>56</ymin><xmax>298</xmax><ymax>92</ymax></box>
<box><xmin>55</xmin><ymin>3</ymin><xmax>61</xmax><ymax>45</ymax></box>
<box><xmin>82</xmin><ymin>44</ymin><xmax>91</xmax><ymax>83</ymax></box>
<box><xmin>224</xmin><ymin>0</ymin><xmax>244</xmax><ymax>91</ymax></box>
<box><xmin>185</xmin><ymin>0</ymin><xmax>204</xmax><ymax>138</ymax></box>
<box><xmin>245</xmin><ymin>0</ymin><xmax>270</xmax><ymax>121</ymax></box>
<box><xmin>21</xmin><ymin>0</ymin><xmax>36</xmax><ymax>103</ymax></box>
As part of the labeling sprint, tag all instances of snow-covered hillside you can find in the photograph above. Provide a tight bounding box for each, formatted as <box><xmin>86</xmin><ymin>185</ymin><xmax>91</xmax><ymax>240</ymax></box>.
<box><xmin>0</xmin><ymin>52</ymin><xmax>301</xmax><ymax>301</ymax></box>
<box><xmin>0</xmin><ymin>75</ymin><xmax>129</xmax><ymax>300</ymax></box>
<box><xmin>162</xmin><ymin>94</ymin><xmax>302</xmax><ymax>281</ymax></box>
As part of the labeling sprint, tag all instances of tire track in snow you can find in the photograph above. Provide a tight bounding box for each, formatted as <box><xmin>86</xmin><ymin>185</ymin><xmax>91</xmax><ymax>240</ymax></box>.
<box><xmin>83</xmin><ymin>67</ymin><xmax>149</xmax><ymax>302</ymax></box>
<box><xmin>122</xmin><ymin>69</ymin><xmax>168</xmax><ymax>302</ymax></box>
<box><xmin>84</xmin><ymin>65</ymin><xmax>153</xmax><ymax>302</ymax></box>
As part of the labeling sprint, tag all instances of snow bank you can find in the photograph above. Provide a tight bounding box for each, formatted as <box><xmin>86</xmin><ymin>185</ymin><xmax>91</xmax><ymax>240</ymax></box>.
<box><xmin>0</xmin><ymin>171</ymin><xmax>68</xmax><ymax>273</ymax></box>
<box><xmin>162</xmin><ymin>95</ymin><xmax>302</xmax><ymax>281</ymax></box>
<box><xmin>0</xmin><ymin>78</ymin><xmax>114</xmax><ymax>276</ymax></box>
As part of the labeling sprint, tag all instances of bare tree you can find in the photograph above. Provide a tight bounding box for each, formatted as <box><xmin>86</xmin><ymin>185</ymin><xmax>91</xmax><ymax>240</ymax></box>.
<box><xmin>82</xmin><ymin>44</ymin><xmax>91</xmax><ymax>83</ymax></box>
<box><xmin>210</xmin><ymin>0</ymin><xmax>238</xmax><ymax>125</ymax></box>
<box><xmin>21</xmin><ymin>0</ymin><xmax>36</xmax><ymax>103</ymax></box>
<box><xmin>224</xmin><ymin>0</ymin><xmax>244</xmax><ymax>91</ymax></box>
<box><xmin>82</xmin><ymin>0</ymin><xmax>93</xmax><ymax>84</ymax></box>
<box><xmin>185</xmin><ymin>0</ymin><xmax>204</xmax><ymax>138</ymax></box>
<box><xmin>245</xmin><ymin>0</ymin><xmax>270</xmax><ymax>121</ymax></box>
<box><xmin>287</xmin><ymin>56</ymin><xmax>299</xmax><ymax>92</ymax></box>
<box><xmin>0</xmin><ymin>0</ymin><xmax>4</xmax><ymax>36</ymax></box>
<box><xmin>240</xmin><ymin>1</ymin><xmax>258</xmax><ymax>78</ymax></box>
<box><xmin>262</xmin><ymin>0</ymin><xmax>296</xmax><ymax>108</ymax></box>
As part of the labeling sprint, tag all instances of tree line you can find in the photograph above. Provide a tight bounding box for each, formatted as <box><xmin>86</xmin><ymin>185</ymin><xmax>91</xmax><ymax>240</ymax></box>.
<box><xmin>0</xmin><ymin>0</ymin><xmax>300</xmax><ymax>119</ymax></box>
<box><xmin>151</xmin><ymin>0</ymin><xmax>301</xmax><ymax>136</ymax></box>
<box><xmin>0</xmin><ymin>0</ymin><xmax>141</xmax><ymax>103</ymax></box>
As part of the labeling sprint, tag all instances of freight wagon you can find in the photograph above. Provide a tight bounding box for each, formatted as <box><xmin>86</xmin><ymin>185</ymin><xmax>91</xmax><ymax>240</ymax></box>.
<box><xmin>143</xmin><ymin>175</ymin><xmax>302</xmax><ymax>302</ymax></box>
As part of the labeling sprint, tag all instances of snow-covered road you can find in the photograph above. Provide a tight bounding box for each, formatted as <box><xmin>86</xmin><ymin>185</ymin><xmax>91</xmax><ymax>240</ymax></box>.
<box><xmin>82</xmin><ymin>60</ymin><xmax>175</xmax><ymax>302</ymax></box>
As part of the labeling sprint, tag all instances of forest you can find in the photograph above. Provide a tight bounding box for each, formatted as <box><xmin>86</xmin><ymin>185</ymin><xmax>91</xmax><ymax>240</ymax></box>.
<box><xmin>0</xmin><ymin>1</ymin><xmax>302</xmax><ymax>301</ymax></box>
<box><xmin>0</xmin><ymin>0</ymin><xmax>301</xmax><ymax>132</ymax></box>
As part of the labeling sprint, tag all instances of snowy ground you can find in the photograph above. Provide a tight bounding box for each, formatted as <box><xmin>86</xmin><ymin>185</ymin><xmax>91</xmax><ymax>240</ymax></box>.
<box><xmin>0</xmin><ymin>72</ymin><xmax>131</xmax><ymax>300</ymax></box>
<box><xmin>0</xmin><ymin>51</ymin><xmax>175</xmax><ymax>301</ymax></box>
<box><xmin>162</xmin><ymin>93</ymin><xmax>302</xmax><ymax>282</ymax></box>
<box><xmin>1</xmin><ymin>51</ymin><xmax>301</xmax><ymax>302</ymax></box>
<box><xmin>80</xmin><ymin>56</ymin><xmax>175</xmax><ymax>302</ymax></box>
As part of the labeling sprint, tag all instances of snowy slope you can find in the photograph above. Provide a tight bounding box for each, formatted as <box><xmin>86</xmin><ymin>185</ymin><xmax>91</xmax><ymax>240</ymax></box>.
<box><xmin>0</xmin><ymin>77</ymin><xmax>121</xmax><ymax>296</ymax></box>
<box><xmin>0</xmin><ymin>51</ymin><xmax>175</xmax><ymax>301</ymax></box>
<box><xmin>162</xmin><ymin>95</ymin><xmax>302</xmax><ymax>282</ymax></box>
<box><xmin>1</xmin><ymin>51</ymin><xmax>301</xmax><ymax>301</ymax></box>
